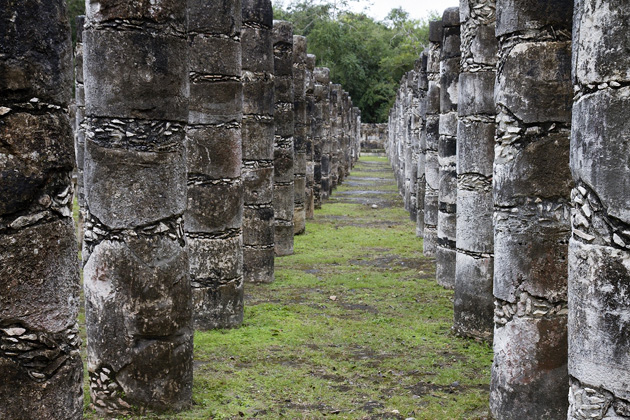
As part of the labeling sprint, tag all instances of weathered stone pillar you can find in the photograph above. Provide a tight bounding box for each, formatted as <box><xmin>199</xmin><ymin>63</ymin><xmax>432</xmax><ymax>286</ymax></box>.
<box><xmin>436</xmin><ymin>7</ymin><xmax>460</xmax><ymax>289</ymax></box>
<box><xmin>320</xmin><ymin>79</ymin><xmax>332</xmax><ymax>201</ymax></box>
<box><xmin>329</xmin><ymin>83</ymin><xmax>341</xmax><ymax>196</ymax></box>
<box><xmin>341</xmin><ymin>92</ymin><xmax>352</xmax><ymax>180</ymax></box>
<box><xmin>292</xmin><ymin>35</ymin><xmax>307</xmax><ymax>234</ymax></box>
<box><xmin>304</xmin><ymin>54</ymin><xmax>316</xmax><ymax>219</ymax></box>
<box><xmin>354</xmin><ymin>107</ymin><xmax>361</xmax><ymax>164</ymax></box>
<box><xmin>82</xmin><ymin>0</ymin><xmax>192</xmax><ymax>415</ymax></box>
<box><xmin>0</xmin><ymin>2</ymin><xmax>83</xmax><ymax>418</ymax></box>
<box><xmin>409</xmin><ymin>68</ymin><xmax>420</xmax><ymax>223</ymax></box>
<box><xmin>313</xmin><ymin>67</ymin><xmax>330</xmax><ymax>208</ymax></box>
<box><xmin>453</xmin><ymin>0</ymin><xmax>497</xmax><ymax>341</ymax></box>
<box><xmin>272</xmin><ymin>21</ymin><xmax>294</xmax><ymax>256</ymax></box>
<box><xmin>568</xmin><ymin>2</ymin><xmax>630</xmax><ymax>418</ymax></box>
<box><xmin>423</xmin><ymin>20</ymin><xmax>443</xmax><ymax>256</ymax></box>
<box><xmin>416</xmin><ymin>52</ymin><xmax>429</xmax><ymax>238</ymax></box>
<box><xmin>490</xmin><ymin>1</ymin><xmax>573</xmax><ymax>418</ymax></box>
<box><xmin>75</xmin><ymin>15</ymin><xmax>86</xmax><ymax>251</ymax></box>
<box><xmin>186</xmin><ymin>0</ymin><xmax>244</xmax><ymax>329</ymax></box>
<box><xmin>242</xmin><ymin>0</ymin><xmax>275</xmax><ymax>283</ymax></box>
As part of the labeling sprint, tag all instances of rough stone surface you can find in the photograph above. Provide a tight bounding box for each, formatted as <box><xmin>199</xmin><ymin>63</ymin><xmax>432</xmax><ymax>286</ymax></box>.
<box><xmin>185</xmin><ymin>0</ymin><xmax>244</xmax><ymax>330</ymax></box>
<box><xmin>313</xmin><ymin>67</ymin><xmax>331</xmax><ymax>209</ymax></box>
<box><xmin>292</xmin><ymin>35</ymin><xmax>307</xmax><ymax>235</ymax></box>
<box><xmin>273</xmin><ymin>21</ymin><xmax>295</xmax><ymax>256</ymax></box>
<box><xmin>304</xmin><ymin>53</ymin><xmax>317</xmax><ymax>219</ymax></box>
<box><xmin>82</xmin><ymin>1</ymin><xmax>193</xmax><ymax>414</ymax></box>
<box><xmin>436</xmin><ymin>8</ymin><xmax>460</xmax><ymax>289</ymax></box>
<box><xmin>490</xmin><ymin>1</ymin><xmax>572</xmax><ymax>418</ymax></box>
<box><xmin>0</xmin><ymin>2</ymin><xmax>83</xmax><ymax>418</ymax></box>
<box><xmin>242</xmin><ymin>0</ymin><xmax>275</xmax><ymax>283</ymax></box>
<box><xmin>568</xmin><ymin>2</ymin><xmax>630</xmax><ymax>417</ymax></box>
<box><xmin>423</xmin><ymin>20</ymin><xmax>443</xmax><ymax>256</ymax></box>
<box><xmin>453</xmin><ymin>0</ymin><xmax>497</xmax><ymax>342</ymax></box>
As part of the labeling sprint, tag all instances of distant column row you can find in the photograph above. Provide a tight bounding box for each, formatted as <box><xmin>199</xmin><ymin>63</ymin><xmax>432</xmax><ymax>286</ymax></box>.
<box><xmin>0</xmin><ymin>1</ymin><xmax>361</xmax><ymax>419</ymax></box>
<box><xmin>387</xmin><ymin>2</ymin><xmax>630</xmax><ymax>419</ymax></box>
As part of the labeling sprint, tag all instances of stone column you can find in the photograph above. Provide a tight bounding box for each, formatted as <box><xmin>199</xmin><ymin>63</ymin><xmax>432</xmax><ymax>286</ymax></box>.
<box><xmin>305</xmin><ymin>54</ymin><xmax>317</xmax><ymax>219</ymax></box>
<box><xmin>292</xmin><ymin>35</ymin><xmax>307</xmax><ymax>234</ymax></box>
<box><xmin>436</xmin><ymin>7</ymin><xmax>460</xmax><ymax>290</ymax></box>
<box><xmin>272</xmin><ymin>21</ymin><xmax>294</xmax><ymax>256</ymax></box>
<box><xmin>417</xmin><ymin>52</ymin><xmax>429</xmax><ymax>238</ymax></box>
<box><xmin>423</xmin><ymin>20</ymin><xmax>443</xmax><ymax>256</ymax></box>
<box><xmin>490</xmin><ymin>1</ymin><xmax>573</xmax><ymax>418</ymax></box>
<box><xmin>313</xmin><ymin>67</ymin><xmax>330</xmax><ymax>209</ymax></box>
<box><xmin>329</xmin><ymin>83</ymin><xmax>341</xmax><ymax>196</ymax></box>
<box><xmin>568</xmin><ymin>2</ymin><xmax>630</xmax><ymax>418</ymax></box>
<box><xmin>75</xmin><ymin>15</ymin><xmax>86</xmax><ymax>251</ymax></box>
<box><xmin>341</xmin><ymin>92</ymin><xmax>352</xmax><ymax>180</ymax></box>
<box><xmin>320</xmin><ymin>79</ymin><xmax>332</xmax><ymax>202</ymax></box>
<box><xmin>82</xmin><ymin>0</ymin><xmax>192</xmax><ymax>415</ymax></box>
<box><xmin>453</xmin><ymin>0</ymin><xmax>497</xmax><ymax>341</ymax></box>
<box><xmin>242</xmin><ymin>0</ymin><xmax>275</xmax><ymax>283</ymax></box>
<box><xmin>186</xmin><ymin>0</ymin><xmax>244</xmax><ymax>329</ymax></box>
<box><xmin>354</xmin><ymin>107</ymin><xmax>361</xmax><ymax>164</ymax></box>
<box><xmin>0</xmin><ymin>2</ymin><xmax>83</xmax><ymax>418</ymax></box>
<box><xmin>409</xmin><ymin>68</ymin><xmax>420</xmax><ymax>223</ymax></box>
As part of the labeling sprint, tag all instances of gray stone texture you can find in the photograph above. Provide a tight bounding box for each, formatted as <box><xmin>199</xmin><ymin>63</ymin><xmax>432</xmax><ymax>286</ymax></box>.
<box><xmin>82</xmin><ymin>0</ymin><xmax>193</xmax><ymax>414</ymax></box>
<box><xmin>74</xmin><ymin>15</ymin><xmax>86</xmax><ymax>252</ymax></box>
<box><xmin>305</xmin><ymin>54</ymin><xmax>317</xmax><ymax>219</ymax></box>
<box><xmin>272</xmin><ymin>21</ymin><xmax>295</xmax><ymax>257</ymax></box>
<box><xmin>242</xmin><ymin>0</ymin><xmax>275</xmax><ymax>282</ymax></box>
<box><xmin>313</xmin><ymin>67</ymin><xmax>331</xmax><ymax>208</ymax></box>
<box><xmin>490</xmin><ymin>0</ymin><xmax>573</xmax><ymax>418</ymax></box>
<box><xmin>423</xmin><ymin>20</ymin><xmax>443</xmax><ymax>257</ymax></box>
<box><xmin>416</xmin><ymin>54</ymin><xmax>429</xmax><ymax>238</ymax></box>
<box><xmin>568</xmin><ymin>1</ymin><xmax>630</xmax><ymax>418</ymax></box>
<box><xmin>436</xmin><ymin>8</ymin><xmax>460</xmax><ymax>289</ymax></box>
<box><xmin>361</xmin><ymin>124</ymin><xmax>388</xmax><ymax>150</ymax></box>
<box><xmin>293</xmin><ymin>35</ymin><xmax>307</xmax><ymax>235</ymax></box>
<box><xmin>0</xmin><ymin>2</ymin><xmax>83</xmax><ymax>418</ymax></box>
<box><xmin>186</xmin><ymin>0</ymin><xmax>244</xmax><ymax>330</ymax></box>
<box><xmin>453</xmin><ymin>0</ymin><xmax>497</xmax><ymax>342</ymax></box>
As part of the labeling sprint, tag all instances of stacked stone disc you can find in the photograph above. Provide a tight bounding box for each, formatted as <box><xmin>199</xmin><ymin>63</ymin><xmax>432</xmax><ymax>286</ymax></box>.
<box><xmin>292</xmin><ymin>35</ymin><xmax>308</xmax><ymax>235</ymax></box>
<box><xmin>423</xmin><ymin>20</ymin><xmax>443</xmax><ymax>256</ymax></box>
<box><xmin>241</xmin><ymin>0</ymin><xmax>275</xmax><ymax>283</ymax></box>
<box><xmin>312</xmin><ymin>67</ymin><xmax>330</xmax><ymax>209</ymax></box>
<box><xmin>568</xmin><ymin>1</ymin><xmax>630</xmax><ymax>418</ymax></box>
<box><xmin>490</xmin><ymin>0</ymin><xmax>573</xmax><ymax>418</ymax></box>
<box><xmin>453</xmin><ymin>0</ymin><xmax>497</xmax><ymax>341</ymax></box>
<box><xmin>0</xmin><ymin>2</ymin><xmax>83</xmax><ymax>418</ymax></box>
<box><xmin>408</xmin><ymin>66</ymin><xmax>421</xmax><ymax>223</ymax></box>
<box><xmin>328</xmin><ymin>83</ymin><xmax>341</xmax><ymax>197</ymax></box>
<box><xmin>436</xmin><ymin>7</ymin><xmax>460</xmax><ymax>289</ymax></box>
<box><xmin>341</xmin><ymin>91</ymin><xmax>352</xmax><ymax>180</ymax></box>
<box><xmin>82</xmin><ymin>1</ymin><xmax>193</xmax><ymax>414</ymax></box>
<box><xmin>272</xmin><ymin>21</ymin><xmax>295</xmax><ymax>257</ymax></box>
<box><xmin>186</xmin><ymin>0</ymin><xmax>244</xmax><ymax>329</ymax></box>
<box><xmin>319</xmin><ymin>71</ymin><xmax>332</xmax><ymax>202</ymax></box>
<box><xmin>305</xmin><ymin>54</ymin><xmax>317</xmax><ymax>218</ymax></box>
<box><xmin>416</xmin><ymin>53</ymin><xmax>429</xmax><ymax>237</ymax></box>
<box><xmin>74</xmin><ymin>16</ymin><xmax>86</xmax><ymax>251</ymax></box>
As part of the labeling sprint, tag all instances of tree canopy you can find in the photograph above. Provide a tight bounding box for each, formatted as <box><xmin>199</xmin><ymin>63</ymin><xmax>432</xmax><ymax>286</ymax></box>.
<box><xmin>275</xmin><ymin>1</ymin><xmax>432</xmax><ymax>122</ymax></box>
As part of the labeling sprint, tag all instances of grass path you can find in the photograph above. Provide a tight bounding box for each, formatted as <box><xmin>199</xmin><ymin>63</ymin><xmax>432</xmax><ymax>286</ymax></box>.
<box><xmin>83</xmin><ymin>156</ymin><xmax>492</xmax><ymax>419</ymax></box>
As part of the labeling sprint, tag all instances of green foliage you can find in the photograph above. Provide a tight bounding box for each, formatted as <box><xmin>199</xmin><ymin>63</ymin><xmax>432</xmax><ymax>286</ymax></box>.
<box><xmin>275</xmin><ymin>1</ymin><xmax>431</xmax><ymax>122</ymax></box>
<box><xmin>66</xmin><ymin>0</ymin><xmax>85</xmax><ymax>44</ymax></box>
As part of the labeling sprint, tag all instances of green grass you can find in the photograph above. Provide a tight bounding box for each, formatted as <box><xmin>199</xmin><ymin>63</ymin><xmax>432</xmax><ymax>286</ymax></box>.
<box><xmin>79</xmin><ymin>156</ymin><xmax>492</xmax><ymax>419</ymax></box>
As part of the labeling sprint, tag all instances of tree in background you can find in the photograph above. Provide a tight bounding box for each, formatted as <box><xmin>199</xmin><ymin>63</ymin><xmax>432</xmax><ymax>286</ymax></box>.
<box><xmin>275</xmin><ymin>1</ymin><xmax>432</xmax><ymax>123</ymax></box>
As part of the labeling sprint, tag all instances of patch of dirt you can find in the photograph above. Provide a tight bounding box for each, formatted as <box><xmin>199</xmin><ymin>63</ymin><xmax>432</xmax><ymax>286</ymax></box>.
<box><xmin>338</xmin><ymin>302</ymin><xmax>378</xmax><ymax>314</ymax></box>
<box><xmin>349</xmin><ymin>255</ymin><xmax>433</xmax><ymax>272</ymax></box>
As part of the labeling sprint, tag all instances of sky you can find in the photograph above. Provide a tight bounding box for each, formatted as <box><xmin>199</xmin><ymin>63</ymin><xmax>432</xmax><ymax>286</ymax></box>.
<box><xmin>347</xmin><ymin>0</ymin><xmax>460</xmax><ymax>21</ymax></box>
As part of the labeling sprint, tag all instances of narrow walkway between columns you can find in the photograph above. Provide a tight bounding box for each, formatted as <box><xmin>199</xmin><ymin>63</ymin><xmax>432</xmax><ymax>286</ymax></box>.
<box><xmin>151</xmin><ymin>155</ymin><xmax>493</xmax><ymax>419</ymax></box>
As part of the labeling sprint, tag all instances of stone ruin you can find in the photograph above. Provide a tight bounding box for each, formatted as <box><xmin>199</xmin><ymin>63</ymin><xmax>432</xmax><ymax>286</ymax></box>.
<box><xmin>0</xmin><ymin>0</ymin><xmax>361</xmax><ymax>418</ymax></box>
<box><xmin>3</xmin><ymin>0</ymin><xmax>629</xmax><ymax>418</ymax></box>
<box><xmin>360</xmin><ymin>123</ymin><xmax>387</xmax><ymax>151</ymax></box>
<box><xmin>387</xmin><ymin>0</ymin><xmax>630</xmax><ymax>419</ymax></box>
